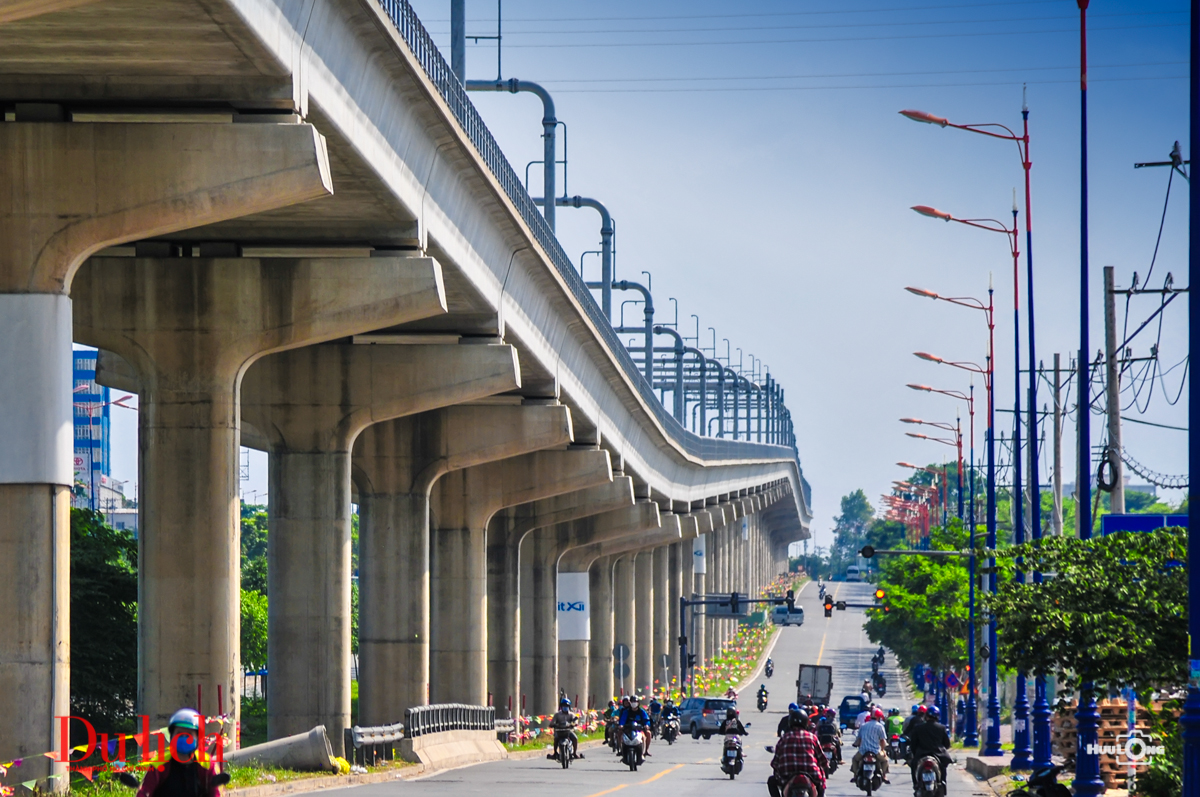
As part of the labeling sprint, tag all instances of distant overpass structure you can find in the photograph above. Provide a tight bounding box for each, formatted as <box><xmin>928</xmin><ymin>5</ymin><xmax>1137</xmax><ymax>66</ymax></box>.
<box><xmin>0</xmin><ymin>0</ymin><xmax>810</xmax><ymax>779</ymax></box>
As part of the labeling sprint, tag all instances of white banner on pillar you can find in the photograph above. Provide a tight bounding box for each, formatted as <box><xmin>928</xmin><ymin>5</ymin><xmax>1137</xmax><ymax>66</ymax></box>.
<box><xmin>557</xmin><ymin>572</ymin><xmax>590</xmax><ymax>640</ymax></box>
<box><xmin>741</xmin><ymin>517</ymin><xmax>749</xmax><ymax>540</ymax></box>
<box><xmin>693</xmin><ymin>534</ymin><xmax>707</xmax><ymax>574</ymax></box>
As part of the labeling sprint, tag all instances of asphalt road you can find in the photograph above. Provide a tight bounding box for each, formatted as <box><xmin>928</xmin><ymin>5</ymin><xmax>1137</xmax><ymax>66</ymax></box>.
<box><xmin>328</xmin><ymin>581</ymin><xmax>990</xmax><ymax>797</ymax></box>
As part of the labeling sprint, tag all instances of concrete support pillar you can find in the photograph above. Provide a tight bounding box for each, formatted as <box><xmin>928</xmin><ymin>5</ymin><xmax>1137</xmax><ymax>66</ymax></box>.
<box><xmin>692</xmin><ymin>536</ymin><xmax>706</xmax><ymax>672</ymax></box>
<box><xmin>241</xmin><ymin>342</ymin><xmax>519</xmax><ymax>745</ymax></box>
<box><xmin>0</xmin><ymin>121</ymin><xmax>330</xmax><ymax>773</ymax></box>
<box><xmin>523</xmin><ymin>502</ymin><xmax>660</xmax><ymax>716</ymax></box>
<box><xmin>634</xmin><ymin>551</ymin><xmax>654</xmax><ymax>696</ymax></box>
<box><xmin>486</xmin><ymin>480</ymin><xmax>634</xmax><ymax>716</ymax></box>
<box><xmin>73</xmin><ymin>255</ymin><xmax>444</xmax><ymax>732</ymax></box>
<box><xmin>352</xmin><ymin>404</ymin><xmax>573</xmax><ymax>725</ymax></box>
<box><xmin>613</xmin><ymin>556</ymin><xmax>636</xmax><ymax>697</ymax></box>
<box><xmin>429</xmin><ymin>449</ymin><xmax>612</xmax><ymax>706</ymax></box>
<box><xmin>587</xmin><ymin>557</ymin><xmax>615</xmax><ymax>707</ymax></box>
<box><xmin>651</xmin><ymin>545</ymin><xmax>670</xmax><ymax>696</ymax></box>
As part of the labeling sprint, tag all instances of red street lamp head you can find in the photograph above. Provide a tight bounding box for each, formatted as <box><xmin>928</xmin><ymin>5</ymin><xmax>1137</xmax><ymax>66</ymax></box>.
<box><xmin>899</xmin><ymin>109</ymin><xmax>949</xmax><ymax>127</ymax></box>
<box><xmin>907</xmin><ymin>383</ymin><xmax>933</xmax><ymax>392</ymax></box>
<box><xmin>914</xmin><ymin>351</ymin><xmax>944</xmax><ymax>363</ymax></box>
<box><xmin>905</xmin><ymin>286</ymin><xmax>939</xmax><ymax>299</ymax></box>
<box><xmin>899</xmin><ymin>417</ymin><xmax>922</xmax><ymax>424</ymax></box>
<box><xmin>912</xmin><ymin>205</ymin><xmax>953</xmax><ymax>221</ymax></box>
<box><xmin>906</xmin><ymin>432</ymin><xmax>931</xmax><ymax>440</ymax></box>
<box><xmin>897</xmin><ymin>461</ymin><xmax>919</xmax><ymax>469</ymax></box>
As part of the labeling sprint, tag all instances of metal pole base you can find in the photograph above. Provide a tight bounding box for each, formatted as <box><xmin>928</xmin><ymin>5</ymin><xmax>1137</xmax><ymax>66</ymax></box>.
<box><xmin>1031</xmin><ymin>675</ymin><xmax>1053</xmax><ymax>769</ymax></box>
<box><xmin>1072</xmin><ymin>687</ymin><xmax>1106</xmax><ymax>797</ymax></box>
<box><xmin>1010</xmin><ymin>672</ymin><xmax>1032</xmax><ymax>769</ymax></box>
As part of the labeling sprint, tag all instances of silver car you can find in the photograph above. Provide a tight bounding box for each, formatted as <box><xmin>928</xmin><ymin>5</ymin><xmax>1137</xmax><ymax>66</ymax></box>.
<box><xmin>678</xmin><ymin>697</ymin><xmax>737</xmax><ymax>739</ymax></box>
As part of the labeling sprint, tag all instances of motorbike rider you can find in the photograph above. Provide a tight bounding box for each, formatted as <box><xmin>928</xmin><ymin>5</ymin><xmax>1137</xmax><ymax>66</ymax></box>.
<box><xmin>903</xmin><ymin>704</ymin><xmax>927</xmax><ymax>735</ymax></box>
<box><xmin>134</xmin><ymin>708</ymin><xmax>224</xmax><ymax>797</ymax></box>
<box><xmin>618</xmin><ymin>695</ymin><xmax>652</xmax><ymax>757</ymax></box>
<box><xmin>778</xmin><ymin>702</ymin><xmax>801</xmax><ymax>737</ymax></box>
<box><xmin>907</xmin><ymin>706</ymin><xmax>952</xmax><ymax>787</ymax></box>
<box><xmin>885</xmin><ymin>707</ymin><xmax>905</xmax><ymax>739</ymax></box>
<box><xmin>849</xmin><ymin>708</ymin><xmax>890</xmax><ymax>784</ymax></box>
<box><xmin>661</xmin><ymin>697</ymin><xmax>679</xmax><ymax>722</ymax></box>
<box><xmin>602</xmin><ymin>699</ymin><xmax>620</xmax><ymax>746</ymax></box>
<box><xmin>768</xmin><ymin>708</ymin><xmax>828</xmax><ymax>797</ymax></box>
<box><xmin>648</xmin><ymin>694</ymin><xmax>663</xmax><ymax>735</ymax></box>
<box><xmin>855</xmin><ymin>703</ymin><xmax>874</xmax><ymax>730</ymax></box>
<box><xmin>757</xmin><ymin>683</ymin><xmax>770</xmax><ymax>705</ymax></box>
<box><xmin>766</xmin><ymin>656</ymin><xmax>775</xmax><ymax>675</ymax></box>
<box><xmin>718</xmin><ymin>707</ymin><xmax>748</xmax><ymax>736</ymax></box>
<box><xmin>816</xmin><ymin>707</ymin><xmax>842</xmax><ymax>764</ymax></box>
<box><xmin>547</xmin><ymin>698</ymin><xmax>584</xmax><ymax>760</ymax></box>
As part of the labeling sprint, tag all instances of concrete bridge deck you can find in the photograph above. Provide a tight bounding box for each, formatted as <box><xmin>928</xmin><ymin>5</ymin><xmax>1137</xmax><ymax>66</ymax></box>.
<box><xmin>0</xmin><ymin>0</ymin><xmax>811</xmax><ymax>784</ymax></box>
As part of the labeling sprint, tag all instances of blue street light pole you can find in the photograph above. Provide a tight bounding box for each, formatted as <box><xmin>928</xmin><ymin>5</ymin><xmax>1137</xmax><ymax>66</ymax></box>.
<box><xmin>982</xmin><ymin>283</ymin><xmax>1002</xmax><ymax>757</ymax></box>
<box><xmin>966</xmin><ymin>385</ymin><xmax>979</xmax><ymax>747</ymax></box>
<box><xmin>1072</xmin><ymin>2</ymin><xmax>1105</xmax><ymax>793</ymax></box>
<box><xmin>1181</xmin><ymin>0</ymin><xmax>1200</xmax><ymax>790</ymax></box>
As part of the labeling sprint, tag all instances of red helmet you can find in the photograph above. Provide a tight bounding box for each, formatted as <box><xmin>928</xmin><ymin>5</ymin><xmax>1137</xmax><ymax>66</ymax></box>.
<box><xmin>917</xmin><ymin>705</ymin><xmax>928</xmax><ymax>714</ymax></box>
<box><xmin>873</xmin><ymin>708</ymin><xmax>885</xmax><ymax>719</ymax></box>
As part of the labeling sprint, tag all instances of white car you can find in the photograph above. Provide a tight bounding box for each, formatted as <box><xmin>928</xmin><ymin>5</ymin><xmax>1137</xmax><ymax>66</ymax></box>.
<box><xmin>770</xmin><ymin>605</ymin><xmax>805</xmax><ymax>627</ymax></box>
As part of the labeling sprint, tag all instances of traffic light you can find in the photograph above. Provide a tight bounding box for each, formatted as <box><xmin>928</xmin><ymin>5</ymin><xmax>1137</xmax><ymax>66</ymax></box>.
<box><xmin>823</xmin><ymin>595</ymin><xmax>833</xmax><ymax>618</ymax></box>
<box><xmin>730</xmin><ymin>592</ymin><xmax>739</xmax><ymax>614</ymax></box>
<box><xmin>786</xmin><ymin>589</ymin><xmax>795</xmax><ymax>612</ymax></box>
<box><xmin>874</xmin><ymin>588</ymin><xmax>886</xmax><ymax>602</ymax></box>
<box><xmin>688</xmin><ymin>654</ymin><xmax>697</xmax><ymax>668</ymax></box>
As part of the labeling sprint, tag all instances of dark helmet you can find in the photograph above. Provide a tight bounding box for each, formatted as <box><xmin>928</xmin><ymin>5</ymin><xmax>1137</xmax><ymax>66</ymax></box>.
<box><xmin>889</xmin><ymin>707</ymin><xmax>900</xmax><ymax>716</ymax></box>
<box><xmin>926</xmin><ymin>706</ymin><xmax>941</xmax><ymax>721</ymax></box>
<box><xmin>726</xmin><ymin>707</ymin><xmax>738</xmax><ymax>720</ymax></box>
<box><xmin>608</xmin><ymin>700</ymin><xmax>615</xmax><ymax>707</ymax></box>
<box><xmin>560</xmin><ymin>698</ymin><xmax>571</xmax><ymax>709</ymax></box>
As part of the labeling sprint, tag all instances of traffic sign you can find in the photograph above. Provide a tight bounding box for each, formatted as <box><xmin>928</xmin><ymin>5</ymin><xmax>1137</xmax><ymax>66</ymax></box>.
<box><xmin>924</xmin><ymin>669</ymin><xmax>935</xmax><ymax>684</ymax></box>
<box><xmin>613</xmin><ymin>643</ymin><xmax>630</xmax><ymax>661</ymax></box>
<box><xmin>945</xmin><ymin>672</ymin><xmax>960</xmax><ymax>689</ymax></box>
<box><xmin>614</xmin><ymin>662</ymin><xmax>630</xmax><ymax>679</ymax></box>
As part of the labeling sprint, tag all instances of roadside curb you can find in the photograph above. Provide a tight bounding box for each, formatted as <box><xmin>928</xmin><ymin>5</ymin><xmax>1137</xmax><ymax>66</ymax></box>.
<box><xmin>227</xmin><ymin>740</ymin><xmax>609</xmax><ymax>796</ymax></box>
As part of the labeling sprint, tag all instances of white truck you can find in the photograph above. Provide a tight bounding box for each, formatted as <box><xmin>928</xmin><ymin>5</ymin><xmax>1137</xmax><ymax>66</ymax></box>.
<box><xmin>795</xmin><ymin>663</ymin><xmax>834</xmax><ymax>706</ymax></box>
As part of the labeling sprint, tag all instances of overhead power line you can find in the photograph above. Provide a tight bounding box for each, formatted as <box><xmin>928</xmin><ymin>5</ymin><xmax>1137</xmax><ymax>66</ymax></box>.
<box><xmin>432</xmin><ymin>9</ymin><xmax>1184</xmax><ymax>37</ymax></box>
<box><xmin>423</xmin><ymin>0</ymin><xmax>1082</xmax><ymax>24</ymax></box>
<box><xmin>532</xmin><ymin>61</ymin><xmax>1186</xmax><ymax>86</ymax></box>
<box><xmin>546</xmin><ymin>75</ymin><xmax>1185</xmax><ymax>95</ymax></box>
<box><xmin>483</xmin><ymin>22</ymin><xmax>1185</xmax><ymax>49</ymax></box>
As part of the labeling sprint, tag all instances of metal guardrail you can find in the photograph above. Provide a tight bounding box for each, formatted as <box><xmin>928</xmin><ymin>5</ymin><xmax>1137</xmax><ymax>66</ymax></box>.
<box><xmin>374</xmin><ymin>0</ymin><xmax>804</xmax><ymax>469</ymax></box>
<box><xmin>343</xmin><ymin>722</ymin><xmax>404</xmax><ymax>766</ymax></box>
<box><xmin>403</xmin><ymin>703</ymin><xmax>496</xmax><ymax>737</ymax></box>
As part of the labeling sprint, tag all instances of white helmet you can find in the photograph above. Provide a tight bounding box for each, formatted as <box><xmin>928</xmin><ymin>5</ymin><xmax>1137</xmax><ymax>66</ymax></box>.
<box><xmin>168</xmin><ymin>708</ymin><xmax>201</xmax><ymax>731</ymax></box>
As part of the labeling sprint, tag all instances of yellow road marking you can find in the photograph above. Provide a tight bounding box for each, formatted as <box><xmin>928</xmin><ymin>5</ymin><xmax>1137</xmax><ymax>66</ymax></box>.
<box><xmin>583</xmin><ymin>785</ymin><xmax>629</xmax><ymax>797</ymax></box>
<box><xmin>816</xmin><ymin>583</ymin><xmax>842</xmax><ymax>665</ymax></box>
<box><xmin>638</xmin><ymin>763</ymin><xmax>684</xmax><ymax>784</ymax></box>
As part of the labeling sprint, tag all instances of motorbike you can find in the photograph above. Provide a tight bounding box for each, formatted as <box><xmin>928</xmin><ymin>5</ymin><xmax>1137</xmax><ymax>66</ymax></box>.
<box><xmin>855</xmin><ymin>750</ymin><xmax>884</xmax><ymax>796</ymax></box>
<box><xmin>911</xmin><ymin>755</ymin><xmax>947</xmax><ymax>797</ymax></box>
<box><xmin>819</xmin><ymin>736</ymin><xmax>840</xmax><ymax>774</ymax></box>
<box><xmin>1009</xmin><ymin>765</ymin><xmax>1072</xmax><ymax>797</ymax></box>
<box><xmin>661</xmin><ymin>715</ymin><xmax>680</xmax><ymax>745</ymax></box>
<box><xmin>888</xmin><ymin>734</ymin><xmax>908</xmax><ymax>763</ymax></box>
<box><xmin>553</xmin><ymin>730</ymin><xmax>575</xmax><ymax>769</ymax></box>
<box><xmin>818</xmin><ymin>582</ymin><xmax>826</xmax><ymax>599</ymax></box>
<box><xmin>720</xmin><ymin>733</ymin><xmax>745</xmax><ymax>779</ymax></box>
<box><xmin>782</xmin><ymin>773</ymin><xmax>821</xmax><ymax>797</ymax></box>
<box><xmin>757</xmin><ymin>692</ymin><xmax>769</xmax><ymax>712</ymax></box>
<box><xmin>873</xmin><ymin>675</ymin><xmax>887</xmax><ymax>697</ymax></box>
<box><xmin>605</xmin><ymin>718</ymin><xmax>620</xmax><ymax>751</ymax></box>
<box><xmin>765</xmin><ymin>659</ymin><xmax>775</xmax><ymax>678</ymax></box>
<box><xmin>620</xmin><ymin>724</ymin><xmax>645</xmax><ymax>771</ymax></box>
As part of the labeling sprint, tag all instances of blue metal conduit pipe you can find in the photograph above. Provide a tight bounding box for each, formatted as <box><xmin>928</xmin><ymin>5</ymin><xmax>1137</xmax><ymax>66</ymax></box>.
<box><xmin>465</xmin><ymin>78</ymin><xmax>557</xmax><ymax>231</ymax></box>
<box><xmin>608</xmin><ymin>281</ymin><xmax>653</xmax><ymax>383</ymax></box>
<box><xmin>537</xmin><ymin>195</ymin><xmax>613</xmax><ymax>319</ymax></box>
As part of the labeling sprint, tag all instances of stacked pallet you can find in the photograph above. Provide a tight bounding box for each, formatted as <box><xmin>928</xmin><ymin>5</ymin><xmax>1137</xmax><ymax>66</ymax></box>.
<box><xmin>1050</xmin><ymin>699</ymin><xmax>1173</xmax><ymax>790</ymax></box>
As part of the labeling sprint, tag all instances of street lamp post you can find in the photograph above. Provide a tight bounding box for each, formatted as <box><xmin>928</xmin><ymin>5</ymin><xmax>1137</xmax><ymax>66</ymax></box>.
<box><xmin>899</xmin><ymin>420</ymin><xmax>964</xmax><ymax>523</ymax></box>
<box><xmin>908</xmin><ymin>382</ymin><xmax>979</xmax><ymax>746</ymax></box>
<box><xmin>898</xmin><ymin>443</ymin><xmax>955</xmax><ymax>533</ymax></box>
<box><xmin>912</xmin><ymin>343</ymin><xmax>999</xmax><ymax>753</ymax></box>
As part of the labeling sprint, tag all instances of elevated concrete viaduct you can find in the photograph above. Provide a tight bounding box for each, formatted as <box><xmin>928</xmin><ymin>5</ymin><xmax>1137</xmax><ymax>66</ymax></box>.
<box><xmin>0</xmin><ymin>0</ymin><xmax>811</xmax><ymax>780</ymax></box>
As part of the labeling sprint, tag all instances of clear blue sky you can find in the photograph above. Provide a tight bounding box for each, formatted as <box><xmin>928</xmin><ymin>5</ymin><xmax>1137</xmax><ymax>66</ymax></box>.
<box><xmin>111</xmin><ymin>1</ymin><xmax>1191</xmax><ymax>550</ymax></box>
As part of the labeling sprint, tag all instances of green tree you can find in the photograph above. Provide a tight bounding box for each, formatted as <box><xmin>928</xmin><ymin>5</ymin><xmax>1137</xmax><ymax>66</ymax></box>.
<box><xmin>70</xmin><ymin>509</ymin><xmax>138</xmax><ymax>733</ymax></box>
<box><xmin>863</xmin><ymin>521</ymin><xmax>974</xmax><ymax>672</ymax></box>
<box><xmin>983</xmin><ymin>527</ymin><xmax>1187</xmax><ymax>692</ymax></box>
<box><xmin>241</xmin><ymin>588</ymin><xmax>269</xmax><ymax>672</ymax></box>
<box><xmin>828</xmin><ymin>490</ymin><xmax>874</xmax><ymax>577</ymax></box>
<box><xmin>241</xmin><ymin>503</ymin><xmax>268</xmax><ymax>594</ymax></box>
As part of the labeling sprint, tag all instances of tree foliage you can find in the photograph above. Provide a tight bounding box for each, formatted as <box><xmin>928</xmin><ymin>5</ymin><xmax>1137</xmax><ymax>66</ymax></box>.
<box><xmin>240</xmin><ymin>588</ymin><xmax>269</xmax><ymax>672</ymax></box>
<box><xmin>863</xmin><ymin>521</ymin><xmax>975</xmax><ymax>672</ymax></box>
<box><xmin>70</xmin><ymin>509</ymin><xmax>138</xmax><ymax>733</ymax></box>
<box><xmin>984</xmin><ymin>527</ymin><xmax>1187</xmax><ymax>692</ymax></box>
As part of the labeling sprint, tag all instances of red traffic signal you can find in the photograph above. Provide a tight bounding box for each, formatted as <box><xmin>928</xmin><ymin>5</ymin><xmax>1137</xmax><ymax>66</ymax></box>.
<box><xmin>874</xmin><ymin>588</ymin><xmax>886</xmax><ymax>601</ymax></box>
